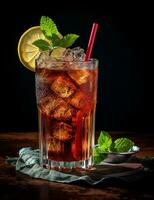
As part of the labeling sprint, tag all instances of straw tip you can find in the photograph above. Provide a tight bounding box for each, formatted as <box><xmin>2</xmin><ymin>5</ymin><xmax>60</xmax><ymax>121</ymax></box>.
<box><xmin>93</xmin><ymin>22</ymin><xmax>99</xmax><ymax>26</ymax></box>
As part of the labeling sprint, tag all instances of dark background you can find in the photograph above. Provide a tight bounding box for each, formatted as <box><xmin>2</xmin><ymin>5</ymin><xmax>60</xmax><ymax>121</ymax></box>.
<box><xmin>0</xmin><ymin>3</ymin><xmax>148</xmax><ymax>133</ymax></box>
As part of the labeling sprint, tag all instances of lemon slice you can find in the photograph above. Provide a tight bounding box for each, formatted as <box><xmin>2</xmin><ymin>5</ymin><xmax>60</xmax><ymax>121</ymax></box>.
<box><xmin>18</xmin><ymin>26</ymin><xmax>48</xmax><ymax>71</ymax></box>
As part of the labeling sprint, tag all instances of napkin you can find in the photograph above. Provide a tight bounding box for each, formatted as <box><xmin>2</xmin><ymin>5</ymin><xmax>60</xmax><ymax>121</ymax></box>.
<box><xmin>6</xmin><ymin>147</ymin><xmax>153</xmax><ymax>186</ymax></box>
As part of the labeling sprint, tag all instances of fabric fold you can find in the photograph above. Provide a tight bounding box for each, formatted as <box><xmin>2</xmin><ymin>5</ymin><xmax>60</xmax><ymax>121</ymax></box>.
<box><xmin>6</xmin><ymin>147</ymin><xmax>153</xmax><ymax>185</ymax></box>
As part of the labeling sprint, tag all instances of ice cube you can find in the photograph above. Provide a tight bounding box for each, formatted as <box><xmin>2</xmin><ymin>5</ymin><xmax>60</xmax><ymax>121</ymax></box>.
<box><xmin>37</xmin><ymin>68</ymin><xmax>51</xmax><ymax>78</ymax></box>
<box><xmin>71</xmin><ymin>47</ymin><xmax>85</xmax><ymax>61</ymax></box>
<box><xmin>39</xmin><ymin>95</ymin><xmax>63</xmax><ymax>116</ymax></box>
<box><xmin>36</xmin><ymin>79</ymin><xmax>51</xmax><ymax>101</ymax></box>
<box><xmin>62</xmin><ymin>48</ymin><xmax>74</xmax><ymax>61</ymax></box>
<box><xmin>63</xmin><ymin>47</ymin><xmax>85</xmax><ymax>61</ymax></box>
<box><xmin>36</xmin><ymin>52</ymin><xmax>64</xmax><ymax>69</ymax></box>
<box><xmin>36</xmin><ymin>52</ymin><xmax>50</xmax><ymax>68</ymax></box>
<box><xmin>67</xmin><ymin>70</ymin><xmax>90</xmax><ymax>85</ymax></box>
<box><xmin>48</xmin><ymin>138</ymin><xmax>64</xmax><ymax>153</ymax></box>
<box><xmin>69</xmin><ymin>91</ymin><xmax>86</xmax><ymax>108</ymax></box>
<box><xmin>39</xmin><ymin>69</ymin><xmax>54</xmax><ymax>83</ymax></box>
<box><xmin>52</xmin><ymin>122</ymin><xmax>73</xmax><ymax>142</ymax></box>
<box><xmin>50</xmin><ymin>75</ymin><xmax>76</xmax><ymax>98</ymax></box>
<box><xmin>51</xmin><ymin>102</ymin><xmax>75</xmax><ymax>121</ymax></box>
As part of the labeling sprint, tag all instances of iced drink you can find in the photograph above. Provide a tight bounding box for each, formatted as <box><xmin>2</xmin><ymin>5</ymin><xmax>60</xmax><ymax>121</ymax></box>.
<box><xmin>36</xmin><ymin>49</ymin><xmax>98</xmax><ymax>169</ymax></box>
<box><xmin>17</xmin><ymin>15</ymin><xmax>99</xmax><ymax>170</ymax></box>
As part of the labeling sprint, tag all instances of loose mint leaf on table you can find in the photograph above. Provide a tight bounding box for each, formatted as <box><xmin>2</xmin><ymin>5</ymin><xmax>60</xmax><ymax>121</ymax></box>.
<box><xmin>40</xmin><ymin>16</ymin><xmax>59</xmax><ymax>40</ymax></box>
<box><xmin>113</xmin><ymin>138</ymin><xmax>134</xmax><ymax>152</ymax></box>
<box><xmin>94</xmin><ymin>147</ymin><xmax>107</xmax><ymax>164</ymax></box>
<box><xmin>94</xmin><ymin>146</ymin><xmax>101</xmax><ymax>156</ymax></box>
<box><xmin>94</xmin><ymin>147</ymin><xmax>101</xmax><ymax>164</ymax></box>
<box><xmin>94</xmin><ymin>156</ymin><xmax>102</xmax><ymax>165</ymax></box>
<box><xmin>94</xmin><ymin>131</ymin><xmax>135</xmax><ymax>164</ymax></box>
<box><xmin>109</xmin><ymin>142</ymin><xmax>116</xmax><ymax>152</ymax></box>
<box><xmin>32</xmin><ymin>39</ymin><xmax>50</xmax><ymax>51</ymax></box>
<box><xmin>98</xmin><ymin>131</ymin><xmax>112</xmax><ymax>152</ymax></box>
<box><xmin>94</xmin><ymin>131</ymin><xmax>112</xmax><ymax>164</ymax></box>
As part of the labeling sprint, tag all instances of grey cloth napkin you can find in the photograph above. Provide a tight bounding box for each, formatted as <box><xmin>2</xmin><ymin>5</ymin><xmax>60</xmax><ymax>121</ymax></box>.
<box><xmin>6</xmin><ymin>147</ymin><xmax>148</xmax><ymax>185</ymax></box>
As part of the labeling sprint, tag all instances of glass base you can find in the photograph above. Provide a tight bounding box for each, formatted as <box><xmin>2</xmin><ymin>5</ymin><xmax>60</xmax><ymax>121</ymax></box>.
<box><xmin>40</xmin><ymin>156</ymin><xmax>93</xmax><ymax>171</ymax></box>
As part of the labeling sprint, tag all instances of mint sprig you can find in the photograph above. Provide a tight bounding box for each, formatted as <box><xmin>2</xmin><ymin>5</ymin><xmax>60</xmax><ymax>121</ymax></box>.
<box><xmin>94</xmin><ymin>147</ymin><xmax>107</xmax><ymax>164</ymax></box>
<box><xmin>40</xmin><ymin>16</ymin><xmax>59</xmax><ymax>40</ymax></box>
<box><xmin>53</xmin><ymin>34</ymin><xmax>79</xmax><ymax>48</ymax></box>
<box><xmin>94</xmin><ymin>131</ymin><xmax>135</xmax><ymax>164</ymax></box>
<box><xmin>32</xmin><ymin>16</ymin><xmax>80</xmax><ymax>51</ymax></box>
<box><xmin>98</xmin><ymin>131</ymin><xmax>112</xmax><ymax>152</ymax></box>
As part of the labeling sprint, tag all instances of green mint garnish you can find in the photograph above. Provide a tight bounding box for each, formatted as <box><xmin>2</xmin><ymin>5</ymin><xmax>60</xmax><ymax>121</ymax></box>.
<box><xmin>52</xmin><ymin>34</ymin><xmax>79</xmax><ymax>48</ymax></box>
<box><xmin>32</xmin><ymin>39</ymin><xmax>51</xmax><ymax>51</ymax></box>
<box><xmin>40</xmin><ymin>16</ymin><xmax>59</xmax><ymax>40</ymax></box>
<box><xmin>50</xmin><ymin>33</ymin><xmax>61</xmax><ymax>47</ymax></box>
<box><xmin>33</xmin><ymin>16</ymin><xmax>80</xmax><ymax>51</ymax></box>
<box><xmin>94</xmin><ymin>131</ymin><xmax>135</xmax><ymax>164</ymax></box>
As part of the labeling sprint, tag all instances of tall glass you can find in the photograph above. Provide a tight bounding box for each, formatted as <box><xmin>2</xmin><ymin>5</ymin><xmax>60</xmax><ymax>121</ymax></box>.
<box><xmin>35</xmin><ymin>53</ymin><xmax>98</xmax><ymax>170</ymax></box>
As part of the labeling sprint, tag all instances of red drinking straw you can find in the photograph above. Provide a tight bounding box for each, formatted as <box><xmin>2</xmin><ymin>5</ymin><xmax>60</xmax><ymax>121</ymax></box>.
<box><xmin>85</xmin><ymin>22</ymin><xmax>99</xmax><ymax>61</ymax></box>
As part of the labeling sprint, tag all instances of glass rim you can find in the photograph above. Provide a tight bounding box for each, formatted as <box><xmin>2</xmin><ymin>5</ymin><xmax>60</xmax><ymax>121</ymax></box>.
<box><xmin>36</xmin><ymin>57</ymin><xmax>98</xmax><ymax>64</ymax></box>
<box><xmin>45</xmin><ymin>58</ymin><xmax>98</xmax><ymax>63</ymax></box>
<box><xmin>35</xmin><ymin>58</ymin><xmax>98</xmax><ymax>71</ymax></box>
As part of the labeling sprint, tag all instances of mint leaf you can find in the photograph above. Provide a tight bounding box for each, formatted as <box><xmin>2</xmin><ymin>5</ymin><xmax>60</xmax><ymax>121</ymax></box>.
<box><xmin>56</xmin><ymin>34</ymin><xmax>79</xmax><ymax>48</ymax></box>
<box><xmin>109</xmin><ymin>142</ymin><xmax>116</xmax><ymax>152</ymax></box>
<box><xmin>113</xmin><ymin>138</ymin><xmax>134</xmax><ymax>152</ymax></box>
<box><xmin>94</xmin><ymin>146</ymin><xmax>101</xmax><ymax>156</ymax></box>
<box><xmin>40</xmin><ymin>16</ymin><xmax>59</xmax><ymax>40</ymax></box>
<box><xmin>98</xmin><ymin>131</ymin><xmax>112</xmax><ymax>152</ymax></box>
<box><xmin>94</xmin><ymin>154</ymin><xmax>103</xmax><ymax>164</ymax></box>
<box><xmin>51</xmin><ymin>33</ymin><xmax>61</xmax><ymax>47</ymax></box>
<box><xmin>94</xmin><ymin>131</ymin><xmax>136</xmax><ymax>165</ymax></box>
<box><xmin>32</xmin><ymin>39</ymin><xmax>50</xmax><ymax>51</ymax></box>
<box><xmin>94</xmin><ymin>147</ymin><xmax>102</xmax><ymax>164</ymax></box>
<box><xmin>94</xmin><ymin>147</ymin><xmax>107</xmax><ymax>164</ymax></box>
<box><xmin>51</xmin><ymin>34</ymin><xmax>79</xmax><ymax>48</ymax></box>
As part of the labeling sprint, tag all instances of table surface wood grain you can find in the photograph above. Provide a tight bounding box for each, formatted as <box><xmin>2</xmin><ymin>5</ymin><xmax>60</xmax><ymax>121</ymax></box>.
<box><xmin>0</xmin><ymin>132</ymin><xmax>154</xmax><ymax>200</ymax></box>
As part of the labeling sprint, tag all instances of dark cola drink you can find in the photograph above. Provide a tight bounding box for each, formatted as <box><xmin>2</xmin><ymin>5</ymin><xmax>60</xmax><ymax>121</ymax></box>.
<box><xmin>36</xmin><ymin>51</ymin><xmax>98</xmax><ymax>170</ymax></box>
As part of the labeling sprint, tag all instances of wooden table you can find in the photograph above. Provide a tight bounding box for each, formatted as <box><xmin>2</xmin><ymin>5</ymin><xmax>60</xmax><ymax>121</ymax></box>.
<box><xmin>0</xmin><ymin>132</ymin><xmax>154</xmax><ymax>200</ymax></box>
